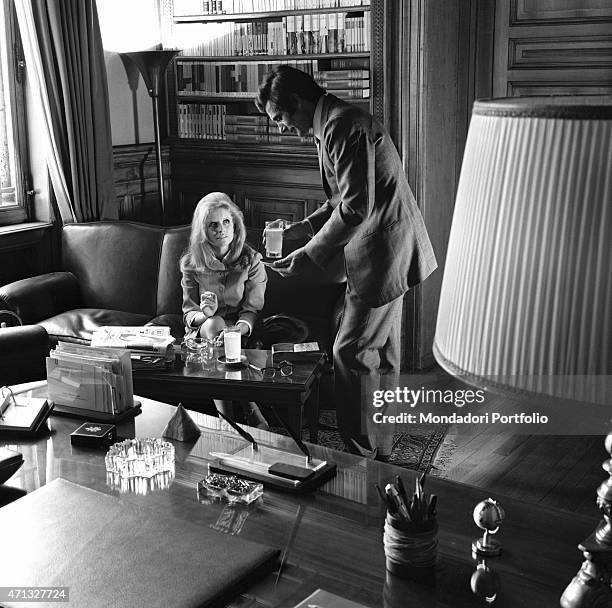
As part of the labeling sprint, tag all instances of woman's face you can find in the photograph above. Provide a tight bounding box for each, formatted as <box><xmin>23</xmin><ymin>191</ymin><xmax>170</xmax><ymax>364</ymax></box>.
<box><xmin>204</xmin><ymin>207</ymin><xmax>234</xmax><ymax>256</ymax></box>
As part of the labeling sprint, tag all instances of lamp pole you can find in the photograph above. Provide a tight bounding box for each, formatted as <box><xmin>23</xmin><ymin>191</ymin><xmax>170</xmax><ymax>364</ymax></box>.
<box><xmin>121</xmin><ymin>50</ymin><xmax>179</xmax><ymax>224</ymax></box>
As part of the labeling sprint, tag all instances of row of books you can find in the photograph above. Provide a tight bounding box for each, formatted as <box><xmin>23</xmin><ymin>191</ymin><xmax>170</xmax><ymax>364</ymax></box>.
<box><xmin>174</xmin><ymin>12</ymin><xmax>370</xmax><ymax>56</ymax></box>
<box><xmin>173</xmin><ymin>0</ymin><xmax>370</xmax><ymax>16</ymax></box>
<box><xmin>178</xmin><ymin>106</ymin><xmax>317</xmax><ymax>144</ymax></box>
<box><xmin>177</xmin><ymin>59</ymin><xmax>278</xmax><ymax>95</ymax></box>
<box><xmin>176</xmin><ymin>60</ymin><xmax>369</xmax><ymax>97</ymax></box>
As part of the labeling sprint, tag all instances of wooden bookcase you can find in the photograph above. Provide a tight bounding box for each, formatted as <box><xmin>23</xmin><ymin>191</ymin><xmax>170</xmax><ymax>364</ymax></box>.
<box><xmin>159</xmin><ymin>0</ymin><xmax>378</xmax><ymax>226</ymax></box>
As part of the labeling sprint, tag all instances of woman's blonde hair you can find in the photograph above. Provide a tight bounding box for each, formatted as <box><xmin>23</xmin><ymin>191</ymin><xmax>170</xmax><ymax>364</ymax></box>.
<box><xmin>181</xmin><ymin>192</ymin><xmax>251</xmax><ymax>271</ymax></box>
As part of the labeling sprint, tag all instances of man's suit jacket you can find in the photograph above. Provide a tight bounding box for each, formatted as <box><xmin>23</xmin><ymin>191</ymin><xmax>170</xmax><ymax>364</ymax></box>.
<box><xmin>302</xmin><ymin>94</ymin><xmax>437</xmax><ymax>307</ymax></box>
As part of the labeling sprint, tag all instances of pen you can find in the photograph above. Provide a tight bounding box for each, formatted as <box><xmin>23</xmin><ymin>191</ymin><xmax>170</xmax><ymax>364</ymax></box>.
<box><xmin>386</xmin><ymin>483</ymin><xmax>410</xmax><ymax>520</ymax></box>
<box><xmin>396</xmin><ymin>474</ymin><xmax>408</xmax><ymax>505</ymax></box>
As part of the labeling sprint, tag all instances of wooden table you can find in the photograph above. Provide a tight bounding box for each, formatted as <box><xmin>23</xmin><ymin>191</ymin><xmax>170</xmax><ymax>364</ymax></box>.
<box><xmin>0</xmin><ymin>397</ymin><xmax>599</xmax><ymax>607</ymax></box>
<box><xmin>132</xmin><ymin>348</ymin><xmax>326</xmax><ymax>442</ymax></box>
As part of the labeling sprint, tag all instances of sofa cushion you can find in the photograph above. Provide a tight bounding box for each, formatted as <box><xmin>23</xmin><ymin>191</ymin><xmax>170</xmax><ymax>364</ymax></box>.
<box><xmin>156</xmin><ymin>226</ymin><xmax>190</xmax><ymax>316</ymax></box>
<box><xmin>62</xmin><ymin>222</ymin><xmax>165</xmax><ymax>316</ymax></box>
<box><xmin>40</xmin><ymin>309</ymin><xmax>152</xmax><ymax>346</ymax></box>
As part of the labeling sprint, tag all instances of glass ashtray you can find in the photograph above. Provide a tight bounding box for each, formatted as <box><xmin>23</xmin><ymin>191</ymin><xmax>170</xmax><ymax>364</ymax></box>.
<box><xmin>197</xmin><ymin>471</ymin><xmax>263</xmax><ymax>505</ymax></box>
<box><xmin>105</xmin><ymin>437</ymin><xmax>175</xmax><ymax>479</ymax></box>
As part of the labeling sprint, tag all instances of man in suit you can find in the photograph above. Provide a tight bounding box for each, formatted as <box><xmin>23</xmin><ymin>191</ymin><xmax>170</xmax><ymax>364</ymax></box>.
<box><xmin>256</xmin><ymin>66</ymin><xmax>437</xmax><ymax>459</ymax></box>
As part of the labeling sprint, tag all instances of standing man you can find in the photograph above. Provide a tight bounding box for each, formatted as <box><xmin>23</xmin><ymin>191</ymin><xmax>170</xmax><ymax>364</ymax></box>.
<box><xmin>255</xmin><ymin>66</ymin><xmax>437</xmax><ymax>459</ymax></box>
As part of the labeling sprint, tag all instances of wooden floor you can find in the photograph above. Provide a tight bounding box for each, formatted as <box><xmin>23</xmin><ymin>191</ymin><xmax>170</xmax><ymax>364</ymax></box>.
<box><xmin>421</xmin><ymin>367</ymin><xmax>606</xmax><ymax>517</ymax></box>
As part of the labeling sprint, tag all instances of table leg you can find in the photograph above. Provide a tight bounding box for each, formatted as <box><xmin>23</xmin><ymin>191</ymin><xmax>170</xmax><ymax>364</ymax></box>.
<box><xmin>304</xmin><ymin>376</ymin><xmax>321</xmax><ymax>444</ymax></box>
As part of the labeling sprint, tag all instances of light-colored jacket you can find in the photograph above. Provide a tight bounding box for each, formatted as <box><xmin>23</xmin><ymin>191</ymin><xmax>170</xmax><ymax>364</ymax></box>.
<box><xmin>180</xmin><ymin>248</ymin><xmax>267</xmax><ymax>339</ymax></box>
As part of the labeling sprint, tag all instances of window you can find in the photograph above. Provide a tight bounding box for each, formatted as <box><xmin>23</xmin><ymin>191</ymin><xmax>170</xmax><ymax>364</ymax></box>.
<box><xmin>0</xmin><ymin>0</ymin><xmax>28</xmax><ymax>226</ymax></box>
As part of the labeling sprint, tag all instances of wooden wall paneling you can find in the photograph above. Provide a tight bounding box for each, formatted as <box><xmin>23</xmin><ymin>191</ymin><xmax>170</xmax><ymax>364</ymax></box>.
<box><xmin>0</xmin><ymin>224</ymin><xmax>55</xmax><ymax>285</ymax></box>
<box><xmin>112</xmin><ymin>144</ymin><xmax>172</xmax><ymax>225</ymax></box>
<box><xmin>244</xmin><ymin>196</ymin><xmax>318</xmax><ymax>229</ymax></box>
<box><xmin>494</xmin><ymin>0</ymin><xmax>612</xmax><ymax>96</ymax></box>
<box><xmin>511</xmin><ymin>0</ymin><xmax>612</xmax><ymax>24</ymax></box>
<box><xmin>170</xmin><ymin>144</ymin><xmax>323</xmax><ymax>225</ymax></box>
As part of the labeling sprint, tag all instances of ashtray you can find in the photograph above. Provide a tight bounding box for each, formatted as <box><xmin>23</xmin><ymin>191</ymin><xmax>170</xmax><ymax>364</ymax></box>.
<box><xmin>198</xmin><ymin>471</ymin><xmax>263</xmax><ymax>505</ymax></box>
<box><xmin>217</xmin><ymin>354</ymin><xmax>248</xmax><ymax>368</ymax></box>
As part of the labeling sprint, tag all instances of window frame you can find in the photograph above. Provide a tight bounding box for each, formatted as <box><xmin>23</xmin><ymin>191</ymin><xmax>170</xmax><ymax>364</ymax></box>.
<box><xmin>0</xmin><ymin>0</ymin><xmax>29</xmax><ymax>226</ymax></box>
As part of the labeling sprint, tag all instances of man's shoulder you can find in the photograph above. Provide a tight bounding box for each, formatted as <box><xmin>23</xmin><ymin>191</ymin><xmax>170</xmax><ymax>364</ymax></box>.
<box><xmin>323</xmin><ymin>96</ymin><xmax>376</xmax><ymax>136</ymax></box>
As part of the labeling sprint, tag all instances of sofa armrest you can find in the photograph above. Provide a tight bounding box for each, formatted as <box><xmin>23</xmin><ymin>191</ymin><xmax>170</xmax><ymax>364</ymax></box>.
<box><xmin>0</xmin><ymin>272</ymin><xmax>81</xmax><ymax>324</ymax></box>
<box><xmin>0</xmin><ymin>325</ymin><xmax>49</xmax><ymax>385</ymax></box>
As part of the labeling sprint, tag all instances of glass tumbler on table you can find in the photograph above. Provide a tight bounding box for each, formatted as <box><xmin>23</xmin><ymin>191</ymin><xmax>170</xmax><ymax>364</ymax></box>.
<box><xmin>223</xmin><ymin>326</ymin><xmax>242</xmax><ymax>363</ymax></box>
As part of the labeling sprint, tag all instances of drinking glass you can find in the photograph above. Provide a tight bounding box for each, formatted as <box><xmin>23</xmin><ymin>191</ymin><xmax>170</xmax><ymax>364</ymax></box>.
<box><xmin>223</xmin><ymin>326</ymin><xmax>242</xmax><ymax>362</ymax></box>
<box><xmin>264</xmin><ymin>221</ymin><xmax>284</xmax><ymax>258</ymax></box>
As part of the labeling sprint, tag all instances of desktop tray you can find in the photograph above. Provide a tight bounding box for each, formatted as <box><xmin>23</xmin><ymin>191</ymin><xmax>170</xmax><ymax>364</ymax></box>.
<box><xmin>210</xmin><ymin>459</ymin><xmax>337</xmax><ymax>494</ymax></box>
<box><xmin>51</xmin><ymin>401</ymin><xmax>142</xmax><ymax>423</ymax></box>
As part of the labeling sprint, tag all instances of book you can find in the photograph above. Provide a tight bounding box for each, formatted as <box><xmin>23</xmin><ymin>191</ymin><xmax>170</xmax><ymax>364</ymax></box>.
<box><xmin>91</xmin><ymin>326</ymin><xmax>175</xmax><ymax>358</ymax></box>
<box><xmin>271</xmin><ymin>342</ymin><xmax>323</xmax><ymax>362</ymax></box>
<box><xmin>316</xmin><ymin>78</ymin><xmax>370</xmax><ymax>89</ymax></box>
<box><xmin>0</xmin><ymin>389</ymin><xmax>53</xmax><ymax>434</ymax></box>
<box><xmin>0</xmin><ymin>479</ymin><xmax>280</xmax><ymax>608</ymax></box>
<box><xmin>314</xmin><ymin>69</ymin><xmax>370</xmax><ymax>80</ymax></box>
<box><xmin>332</xmin><ymin>88</ymin><xmax>370</xmax><ymax>99</ymax></box>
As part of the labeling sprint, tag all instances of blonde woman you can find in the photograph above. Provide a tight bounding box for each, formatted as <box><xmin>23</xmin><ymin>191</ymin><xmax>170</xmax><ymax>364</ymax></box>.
<box><xmin>180</xmin><ymin>192</ymin><xmax>268</xmax><ymax>428</ymax></box>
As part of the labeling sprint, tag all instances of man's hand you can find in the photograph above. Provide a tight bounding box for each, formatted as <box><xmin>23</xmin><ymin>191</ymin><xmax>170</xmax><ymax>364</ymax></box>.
<box><xmin>270</xmin><ymin>247</ymin><xmax>313</xmax><ymax>277</ymax></box>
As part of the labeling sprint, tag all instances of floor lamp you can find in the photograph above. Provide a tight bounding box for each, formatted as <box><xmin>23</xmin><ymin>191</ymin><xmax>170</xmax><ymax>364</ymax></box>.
<box><xmin>433</xmin><ymin>96</ymin><xmax>611</xmax><ymax>606</ymax></box>
<box><xmin>121</xmin><ymin>50</ymin><xmax>179</xmax><ymax>224</ymax></box>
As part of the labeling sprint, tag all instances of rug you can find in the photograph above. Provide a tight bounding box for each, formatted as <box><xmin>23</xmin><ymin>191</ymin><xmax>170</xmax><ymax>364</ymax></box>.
<box><xmin>275</xmin><ymin>410</ymin><xmax>453</xmax><ymax>475</ymax></box>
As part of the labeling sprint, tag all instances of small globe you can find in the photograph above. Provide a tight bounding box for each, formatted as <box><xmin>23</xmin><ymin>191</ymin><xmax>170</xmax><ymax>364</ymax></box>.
<box><xmin>473</xmin><ymin>498</ymin><xmax>505</xmax><ymax>532</ymax></box>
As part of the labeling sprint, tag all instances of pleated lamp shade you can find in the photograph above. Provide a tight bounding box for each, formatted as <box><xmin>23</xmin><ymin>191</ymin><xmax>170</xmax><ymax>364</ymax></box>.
<box><xmin>434</xmin><ymin>96</ymin><xmax>612</xmax><ymax>405</ymax></box>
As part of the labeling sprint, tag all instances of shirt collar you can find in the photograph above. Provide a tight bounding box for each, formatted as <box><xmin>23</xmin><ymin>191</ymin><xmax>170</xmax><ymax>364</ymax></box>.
<box><xmin>312</xmin><ymin>93</ymin><xmax>327</xmax><ymax>142</ymax></box>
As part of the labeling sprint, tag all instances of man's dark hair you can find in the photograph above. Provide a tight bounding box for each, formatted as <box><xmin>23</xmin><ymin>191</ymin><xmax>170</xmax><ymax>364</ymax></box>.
<box><xmin>255</xmin><ymin>65</ymin><xmax>325</xmax><ymax>114</ymax></box>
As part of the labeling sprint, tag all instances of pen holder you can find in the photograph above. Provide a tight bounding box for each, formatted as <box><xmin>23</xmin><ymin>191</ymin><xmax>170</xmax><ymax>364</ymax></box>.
<box><xmin>383</xmin><ymin>513</ymin><xmax>438</xmax><ymax>577</ymax></box>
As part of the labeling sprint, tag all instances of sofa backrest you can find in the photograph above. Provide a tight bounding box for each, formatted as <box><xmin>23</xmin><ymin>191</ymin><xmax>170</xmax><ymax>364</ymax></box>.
<box><xmin>62</xmin><ymin>222</ymin><xmax>189</xmax><ymax>317</ymax></box>
<box><xmin>62</xmin><ymin>221</ymin><xmax>345</xmax><ymax>322</ymax></box>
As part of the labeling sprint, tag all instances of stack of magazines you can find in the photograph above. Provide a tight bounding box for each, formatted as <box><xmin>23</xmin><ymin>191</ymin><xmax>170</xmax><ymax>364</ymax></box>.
<box><xmin>46</xmin><ymin>342</ymin><xmax>135</xmax><ymax>421</ymax></box>
<box><xmin>91</xmin><ymin>326</ymin><xmax>176</xmax><ymax>369</ymax></box>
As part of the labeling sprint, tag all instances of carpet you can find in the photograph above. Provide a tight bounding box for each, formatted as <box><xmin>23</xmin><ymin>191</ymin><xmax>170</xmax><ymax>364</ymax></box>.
<box><xmin>277</xmin><ymin>410</ymin><xmax>453</xmax><ymax>475</ymax></box>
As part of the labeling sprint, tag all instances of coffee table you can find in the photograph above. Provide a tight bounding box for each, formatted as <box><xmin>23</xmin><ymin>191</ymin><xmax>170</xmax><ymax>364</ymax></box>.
<box><xmin>133</xmin><ymin>348</ymin><xmax>326</xmax><ymax>442</ymax></box>
<box><xmin>0</xmin><ymin>396</ymin><xmax>600</xmax><ymax>607</ymax></box>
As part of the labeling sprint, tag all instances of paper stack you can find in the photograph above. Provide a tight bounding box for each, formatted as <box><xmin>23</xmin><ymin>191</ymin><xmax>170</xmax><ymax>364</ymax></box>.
<box><xmin>91</xmin><ymin>326</ymin><xmax>176</xmax><ymax>368</ymax></box>
<box><xmin>46</xmin><ymin>342</ymin><xmax>134</xmax><ymax>420</ymax></box>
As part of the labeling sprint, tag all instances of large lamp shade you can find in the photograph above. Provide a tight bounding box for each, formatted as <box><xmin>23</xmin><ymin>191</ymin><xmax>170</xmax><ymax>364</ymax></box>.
<box><xmin>434</xmin><ymin>96</ymin><xmax>612</xmax><ymax>406</ymax></box>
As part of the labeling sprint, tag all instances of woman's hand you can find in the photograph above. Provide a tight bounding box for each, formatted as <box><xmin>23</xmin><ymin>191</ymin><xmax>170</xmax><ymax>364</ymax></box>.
<box><xmin>200</xmin><ymin>291</ymin><xmax>218</xmax><ymax>317</ymax></box>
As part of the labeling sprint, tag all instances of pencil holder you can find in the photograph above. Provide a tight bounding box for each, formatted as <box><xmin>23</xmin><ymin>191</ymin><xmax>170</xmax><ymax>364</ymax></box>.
<box><xmin>383</xmin><ymin>513</ymin><xmax>438</xmax><ymax>577</ymax></box>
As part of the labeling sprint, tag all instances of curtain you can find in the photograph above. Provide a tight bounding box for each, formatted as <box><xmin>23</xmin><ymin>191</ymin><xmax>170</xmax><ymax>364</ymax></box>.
<box><xmin>15</xmin><ymin>0</ymin><xmax>117</xmax><ymax>222</ymax></box>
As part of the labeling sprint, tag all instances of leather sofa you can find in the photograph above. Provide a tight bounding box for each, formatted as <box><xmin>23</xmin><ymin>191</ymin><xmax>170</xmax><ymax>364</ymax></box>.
<box><xmin>0</xmin><ymin>221</ymin><xmax>346</xmax><ymax>355</ymax></box>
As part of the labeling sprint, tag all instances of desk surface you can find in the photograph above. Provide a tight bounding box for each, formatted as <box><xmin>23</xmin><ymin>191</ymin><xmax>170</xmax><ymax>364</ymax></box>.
<box><xmin>0</xmin><ymin>397</ymin><xmax>598</xmax><ymax>608</ymax></box>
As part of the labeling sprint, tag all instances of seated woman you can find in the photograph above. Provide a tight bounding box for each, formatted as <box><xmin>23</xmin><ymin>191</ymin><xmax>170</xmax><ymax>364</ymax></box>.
<box><xmin>180</xmin><ymin>192</ymin><xmax>269</xmax><ymax>429</ymax></box>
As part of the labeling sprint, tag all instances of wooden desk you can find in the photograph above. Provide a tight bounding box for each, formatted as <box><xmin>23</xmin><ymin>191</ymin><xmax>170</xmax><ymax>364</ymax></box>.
<box><xmin>133</xmin><ymin>349</ymin><xmax>325</xmax><ymax>441</ymax></box>
<box><xmin>0</xmin><ymin>397</ymin><xmax>598</xmax><ymax>607</ymax></box>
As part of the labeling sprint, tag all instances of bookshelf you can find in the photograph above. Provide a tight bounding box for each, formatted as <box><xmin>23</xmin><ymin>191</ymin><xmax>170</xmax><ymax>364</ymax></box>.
<box><xmin>161</xmin><ymin>0</ymin><xmax>379</xmax><ymax>227</ymax></box>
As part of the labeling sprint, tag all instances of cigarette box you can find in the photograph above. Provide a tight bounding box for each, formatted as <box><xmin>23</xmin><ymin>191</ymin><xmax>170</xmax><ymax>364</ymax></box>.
<box><xmin>70</xmin><ymin>422</ymin><xmax>117</xmax><ymax>449</ymax></box>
